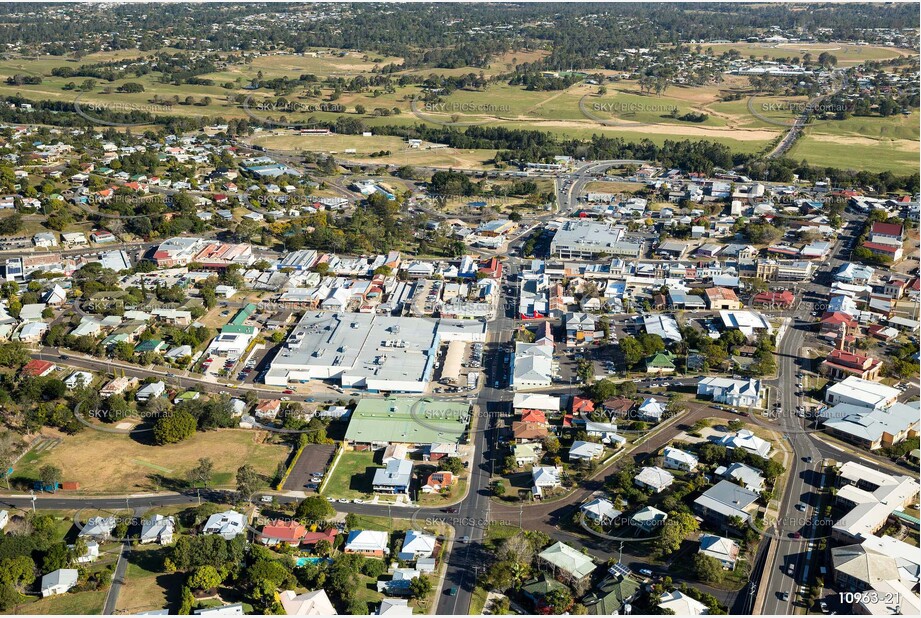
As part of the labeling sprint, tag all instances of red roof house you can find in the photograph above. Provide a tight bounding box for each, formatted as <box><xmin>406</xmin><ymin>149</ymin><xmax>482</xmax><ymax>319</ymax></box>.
<box><xmin>23</xmin><ymin>359</ymin><xmax>56</xmax><ymax>377</ymax></box>
<box><xmin>257</xmin><ymin>519</ymin><xmax>308</xmax><ymax>547</ymax></box>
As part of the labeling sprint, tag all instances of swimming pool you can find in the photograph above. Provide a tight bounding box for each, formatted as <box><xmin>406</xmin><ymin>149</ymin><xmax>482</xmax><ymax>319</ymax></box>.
<box><xmin>295</xmin><ymin>557</ymin><xmax>332</xmax><ymax>567</ymax></box>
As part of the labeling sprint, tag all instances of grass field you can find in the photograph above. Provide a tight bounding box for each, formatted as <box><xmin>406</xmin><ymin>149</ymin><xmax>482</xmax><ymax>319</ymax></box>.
<box><xmin>21</xmin><ymin>590</ymin><xmax>108</xmax><ymax>615</ymax></box>
<box><xmin>322</xmin><ymin>450</ymin><xmax>378</xmax><ymax>500</ymax></box>
<box><xmin>114</xmin><ymin>546</ymin><xmax>183</xmax><ymax>615</ymax></box>
<box><xmin>13</xmin><ymin>428</ymin><xmax>289</xmax><ymax>493</ymax></box>
<box><xmin>705</xmin><ymin>42</ymin><xmax>913</xmax><ymax>66</ymax></box>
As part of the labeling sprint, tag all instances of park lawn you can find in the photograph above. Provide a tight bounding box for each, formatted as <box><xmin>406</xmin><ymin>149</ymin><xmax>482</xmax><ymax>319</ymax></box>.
<box><xmin>114</xmin><ymin>545</ymin><xmax>183</xmax><ymax>615</ymax></box>
<box><xmin>345</xmin><ymin>514</ymin><xmax>413</xmax><ymax>533</ymax></box>
<box><xmin>322</xmin><ymin>450</ymin><xmax>379</xmax><ymax>500</ymax></box>
<box><xmin>22</xmin><ymin>590</ymin><xmax>108</xmax><ymax>615</ymax></box>
<box><xmin>12</xmin><ymin>428</ymin><xmax>289</xmax><ymax>493</ymax></box>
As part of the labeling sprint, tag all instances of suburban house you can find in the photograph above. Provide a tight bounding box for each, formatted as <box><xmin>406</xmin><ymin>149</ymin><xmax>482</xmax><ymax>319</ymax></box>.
<box><xmin>421</xmin><ymin>471</ymin><xmax>456</xmax><ymax>494</ymax></box>
<box><xmin>139</xmin><ymin>515</ymin><xmax>175</xmax><ymax>545</ymax></box>
<box><xmin>136</xmin><ymin>381</ymin><xmax>166</xmax><ymax>402</ymax></box>
<box><xmin>634</xmin><ymin>466</ymin><xmax>674</xmax><ymax>493</ymax></box>
<box><xmin>630</xmin><ymin>506</ymin><xmax>668</xmax><ymax>533</ymax></box>
<box><xmin>584</xmin><ymin>421</ymin><xmax>625</xmax><ymax>446</ymax></box>
<box><xmin>40</xmin><ymin>569</ymin><xmax>79</xmax><ymax>597</ymax></box>
<box><xmin>397</xmin><ymin>530</ymin><xmax>437</xmax><ymax>562</ymax></box>
<box><xmin>716</xmin><ymin>462</ymin><xmax>766</xmax><ymax>493</ymax></box>
<box><xmin>70</xmin><ymin>540</ymin><xmax>100</xmax><ymax>564</ymax></box>
<box><xmin>569</xmin><ymin>440</ymin><xmax>605</xmax><ymax>463</ymax></box>
<box><xmin>697</xmin><ymin>377</ymin><xmax>762</xmax><ymax>408</ymax></box>
<box><xmin>637</xmin><ymin>398</ymin><xmax>667</xmax><ymax>422</ymax></box>
<box><xmin>279</xmin><ymin>589</ymin><xmax>337</xmax><ymax>615</ymax></box>
<box><xmin>258</xmin><ymin>519</ymin><xmax>309</xmax><ymax>547</ymax></box>
<box><xmin>514</xmin><ymin>443</ymin><xmax>541</xmax><ymax>467</ymax></box>
<box><xmin>693</xmin><ymin>480</ymin><xmax>760</xmax><ymax>527</ymax></box>
<box><xmin>602</xmin><ymin>396</ymin><xmax>635</xmax><ymax>418</ymax></box>
<box><xmin>202</xmin><ymin>510</ymin><xmax>247</xmax><ymax>540</ymax></box>
<box><xmin>372</xmin><ymin>459</ymin><xmax>413</xmax><ymax>494</ymax></box>
<box><xmin>716</xmin><ymin>429</ymin><xmax>772</xmax><ymax>458</ymax></box>
<box><xmin>513</xmin><ymin>420</ymin><xmax>549</xmax><ymax>443</ymax></box>
<box><xmin>301</xmin><ymin>528</ymin><xmax>338</xmax><ymax>550</ymax></box>
<box><xmin>255</xmin><ymin>399</ymin><xmax>282</xmax><ymax>419</ymax></box>
<box><xmin>344</xmin><ymin>530</ymin><xmax>389</xmax><ymax>557</ymax></box>
<box><xmin>377</xmin><ymin>599</ymin><xmax>412</xmax><ymax>616</ymax></box>
<box><xmin>658</xmin><ymin>590</ymin><xmax>709</xmax><ymax>615</ymax></box>
<box><xmin>537</xmin><ymin>541</ymin><xmax>596</xmax><ymax>592</ymax></box>
<box><xmin>532</xmin><ymin>466</ymin><xmax>562</xmax><ymax>498</ymax></box>
<box><xmin>662</xmin><ymin>447</ymin><xmax>699</xmax><ymax>472</ymax></box>
<box><xmin>79</xmin><ymin>516</ymin><xmax>117</xmax><ymax>541</ymax></box>
<box><xmin>580</xmin><ymin>498</ymin><xmax>621</xmax><ymax>525</ymax></box>
<box><xmin>698</xmin><ymin>534</ymin><xmax>740</xmax><ymax>569</ymax></box>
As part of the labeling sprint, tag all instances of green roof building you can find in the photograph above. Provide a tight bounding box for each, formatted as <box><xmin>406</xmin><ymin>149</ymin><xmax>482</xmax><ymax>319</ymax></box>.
<box><xmin>344</xmin><ymin>397</ymin><xmax>469</xmax><ymax>446</ymax></box>
<box><xmin>582</xmin><ymin>575</ymin><xmax>642</xmax><ymax>614</ymax></box>
<box><xmin>134</xmin><ymin>339</ymin><xmax>167</xmax><ymax>353</ymax></box>
<box><xmin>645</xmin><ymin>350</ymin><xmax>676</xmax><ymax>374</ymax></box>
<box><xmin>229</xmin><ymin>303</ymin><xmax>257</xmax><ymax>326</ymax></box>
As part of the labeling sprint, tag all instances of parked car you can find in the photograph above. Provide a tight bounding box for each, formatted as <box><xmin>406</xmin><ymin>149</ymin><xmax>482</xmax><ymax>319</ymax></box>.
<box><xmin>639</xmin><ymin>568</ymin><xmax>653</xmax><ymax>577</ymax></box>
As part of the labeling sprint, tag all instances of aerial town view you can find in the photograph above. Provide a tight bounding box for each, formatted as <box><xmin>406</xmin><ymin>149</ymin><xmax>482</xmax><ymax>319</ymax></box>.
<box><xmin>0</xmin><ymin>1</ymin><xmax>917</xmax><ymax>616</ymax></box>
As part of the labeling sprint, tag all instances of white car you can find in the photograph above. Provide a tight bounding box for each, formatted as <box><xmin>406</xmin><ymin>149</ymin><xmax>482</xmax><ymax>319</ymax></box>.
<box><xmin>338</xmin><ymin>498</ymin><xmax>350</xmax><ymax>504</ymax></box>
<box><xmin>353</xmin><ymin>499</ymin><xmax>364</xmax><ymax>504</ymax></box>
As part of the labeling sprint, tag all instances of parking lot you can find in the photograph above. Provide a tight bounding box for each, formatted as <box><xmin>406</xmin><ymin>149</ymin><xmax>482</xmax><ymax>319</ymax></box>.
<box><xmin>282</xmin><ymin>444</ymin><xmax>337</xmax><ymax>492</ymax></box>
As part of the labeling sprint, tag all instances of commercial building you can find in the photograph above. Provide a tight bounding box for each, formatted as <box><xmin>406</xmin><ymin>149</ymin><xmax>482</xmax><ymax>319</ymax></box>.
<box><xmin>697</xmin><ymin>377</ymin><xmax>762</xmax><ymax>408</ymax></box>
<box><xmin>550</xmin><ymin>220</ymin><xmax>642</xmax><ymax>259</ymax></box>
<box><xmin>822</xmin><ymin>402</ymin><xmax>920</xmax><ymax>451</ymax></box>
<box><xmin>344</xmin><ymin>398</ymin><xmax>468</xmax><ymax>448</ymax></box>
<box><xmin>831</xmin><ymin>462</ymin><xmax>919</xmax><ymax>543</ymax></box>
<box><xmin>265</xmin><ymin>312</ymin><xmax>485</xmax><ymax>392</ymax></box>
<box><xmin>825</xmin><ymin>376</ymin><xmax>900</xmax><ymax>410</ymax></box>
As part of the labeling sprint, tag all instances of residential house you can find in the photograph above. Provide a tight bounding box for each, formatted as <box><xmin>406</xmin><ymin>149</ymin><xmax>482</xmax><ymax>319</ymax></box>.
<box><xmin>580</xmin><ymin>498</ymin><xmax>621</xmax><ymax>525</ymax></box>
<box><xmin>255</xmin><ymin>399</ymin><xmax>282</xmax><ymax>419</ymax></box>
<box><xmin>658</xmin><ymin>590</ymin><xmax>709</xmax><ymax>615</ymax></box>
<box><xmin>532</xmin><ymin>466</ymin><xmax>562</xmax><ymax>498</ymax></box>
<box><xmin>716</xmin><ymin>462</ymin><xmax>766</xmax><ymax>493</ymax></box>
<box><xmin>584</xmin><ymin>422</ymin><xmax>625</xmax><ymax>446</ymax></box>
<box><xmin>40</xmin><ymin>569</ymin><xmax>79</xmax><ymax>597</ymax></box>
<box><xmin>569</xmin><ymin>440</ymin><xmax>605</xmax><ymax>463</ymax></box>
<box><xmin>398</xmin><ymin>530</ymin><xmax>437</xmax><ymax>562</ymax></box>
<box><xmin>258</xmin><ymin>519</ymin><xmax>308</xmax><ymax>547</ymax></box>
<box><xmin>537</xmin><ymin>541</ymin><xmax>596</xmax><ymax>591</ymax></box>
<box><xmin>140</xmin><ymin>515</ymin><xmax>175</xmax><ymax>545</ymax></box>
<box><xmin>630</xmin><ymin>506</ymin><xmax>668</xmax><ymax>533</ymax></box>
<box><xmin>693</xmin><ymin>480</ymin><xmax>760</xmax><ymax>527</ymax></box>
<box><xmin>716</xmin><ymin>429</ymin><xmax>772</xmax><ymax>458</ymax></box>
<box><xmin>514</xmin><ymin>443</ymin><xmax>541</xmax><ymax>467</ymax></box>
<box><xmin>637</xmin><ymin>398</ymin><xmax>667</xmax><ymax>422</ymax></box>
<box><xmin>372</xmin><ymin>459</ymin><xmax>413</xmax><ymax>494</ymax></box>
<box><xmin>421</xmin><ymin>471</ymin><xmax>455</xmax><ymax>494</ymax></box>
<box><xmin>697</xmin><ymin>377</ymin><xmax>762</xmax><ymax>408</ymax></box>
<box><xmin>344</xmin><ymin>530</ymin><xmax>389</xmax><ymax>557</ymax></box>
<box><xmin>279</xmin><ymin>589</ymin><xmax>337</xmax><ymax>616</ymax></box>
<box><xmin>698</xmin><ymin>534</ymin><xmax>741</xmax><ymax>569</ymax></box>
<box><xmin>202</xmin><ymin>510</ymin><xmax>246</xmax><ymax>540</ymax></box>
<box><xmin>376</xmin><ymin>599</ymin><xmax>412</xmax><ymax>616</ymax></box>
<box><xmin>662</xmin><ymin>447</ymin><xmax>699</xmax><ymax>472</ymax></box>
<box><xmin>79</xmin><ymin>516</ymin><xmax>116</xmax><ymax>541</ymax></box>
<box><xmin>634</xmin><ymin>466</ymin><xmax>674</xmax><ymax>493</ymax></box>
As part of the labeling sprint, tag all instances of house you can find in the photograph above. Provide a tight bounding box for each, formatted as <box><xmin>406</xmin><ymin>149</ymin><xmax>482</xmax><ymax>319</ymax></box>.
<box><xmin>645</xmin><ymin>350</ymin><xmax>677</xmax><ymax>374</ymax></box>
<box><xmin>136</xmin><ymin>381</ymin><xmax>166</xmax><ymax>402</ymax></box>
<box><xmin>344</xmin><ymin>530</ymin><xmax>389</xmax><ymax>557</ymax></box>
<box><xmin>532</xmin><ymin>466</ymin><xmax>562</xmax><ymax>498</ymax></box>
<box><xmin>580</xmin><ymin>498</ymin><xmax>621</xmax><ymax>525</ymax></box>
<box><xmin>658</xmin><ymin>590</ymin><xmax>709</xmax><ymax>615</ymax></box>
<box><xmin>257</xmin><ymin>519</ymin><xmax>308</xmax><ymax>547</ymax></box>
<box><xmin>697</xmin><ymin>377</ymin><xmax>762</xmax><ymax>408</ymax></box>
<box><xmin>398</xmin><ymin>530</ymin><xmax>437</xmax><ymax>562</ymax></box>
<box><xmin>582</xmin><ymin>571</ymin><xmax>642</xmax><ymax>615</ymax></box>
<box><xmin>22</xmin><ymin>359</ymin><xmax>56</xmax><ymax>377</ymax></box>
<box><xmin>514</xmin><ymin>443</ymin><xmax>541</xmax><ymax>467</ymax></box>
<box><xmin>716</xmin><ymin>462</ymin><xmax>766</xmax><ymax>493</ymax></box>
<box><xmin>79</xmin><ymin>516</ymin><xmax>117</xmax><ymax>541</ymax></box>
<box><xmin>377</xmin><ymin>599</ymin><xmax>413</xmax><ymax>616</ymax></box>
<box><xmin>420</xmin><ymin>471</ymin><xmax>455</xmax><ymax>494</ymax></box>
<box><xmin>70</xmin><ymin>540</ymin><xmax>99</xmax><ymax>564</ymax></box>
<box><xmin>512</xmin><ymin>420</ymin><xmax>549</xmax><ymax>443</ymax></box>
<box><xmin>694</xmin><ymin>480</ymin><xmax>760</xmax><ymax>527</ymax></box>
<box><xmin>372</xmin><ymin>459</ymin><xmax>413</xmax><ymax>494</ymax></box>
<box><xmin>584</xmin><ymin>422</ymin><xmax>625</xmax><ymax>446</ymax></box>
<box><xmin>376</xmin><ymin>568</ymin><xmax>420</xmax><ymax>595</ymax></box>
<box><xmin>301</xmin><ymin>528</ymin><xmax>338</xmax><ymax>549</ymax></box>
<box><xmin>537</xmin><ymin>541</ymin><xmax>596</xmax><ymax>589</ymax></box>
<box><xmin>0</xmin><ymin>510</ymin><xmax>8</xmax><ymax>530</ymax></box>
<box><xmin>140</xmin><ymin>515</ymin><xmax>175</xmax><ymax>545</ymax></box>
<box><xmin>602</xmin><ymin>397</ymin><xmax>634</xmax><ymax>418</ymax></box>
<box><xmin>512</xmin><ymin>393</ymin><xmax>560</xmax><ymax>415</ymax></box>
<box><xmin>202</xmin><ymin>510</ymin><xmax>247</xmax><ymax>540</ymax></box>
<box><xmin>753</xmin><ymin>290</ymin><xmax>795</xmax><ymax>308</ymax></box>
<box><xmin>64</xmin><ymin>371</ymin><xmax>94</xmax><ymax>389</ymax></box>
<box><xmin>716</xmin><ymin>429</ymin><xmax>772</xmax><ymax>458</ymax></box>
<box><xmin>662</xmin><ymin>447</ymin><xmax>699</xmax><ymax>472</ymax></box>
<box><xmin>255</xmin><ymin>399</ymin><xmax>282</xmax><ymax>419</ymax></box>
<box><xmin>569</xmin><ymin>440</ymin><xmax>605</xmax><ymax>462</ymax></box>
<box><xmin>630</xmin><ymin>506</ymin><xmax>668</xmax><ymax>533</ymax></box>
<box><xmin>698</xmin><ymin>534</ymin><xmax>741</xmax><ymax>569</ymax></box>
<box><xmin>634</xmin><ymin>466</ymin><xmax>674</xmax><ymax>493</ymax></box>
<box><xmin>40</xmin><ymin>569</ymin><xmax>79</xmax><ymax>597</ymax></box>
<box><xmin>279</xmin><ymin>589</ymin><xmax>337</xmax><ymax>616</ymax></box>
<box><xmin>194</xmin><ymin>604</ymin><xmax>245</xmax><ymax>615</ymax></box>
<box><xmin>637</xmin><ymin>397</ymin><xmax>667</xmax><ymax>422</ymax></box>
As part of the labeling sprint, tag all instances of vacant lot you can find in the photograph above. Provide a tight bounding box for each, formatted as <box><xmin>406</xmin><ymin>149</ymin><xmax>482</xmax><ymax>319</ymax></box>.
<box><xmin>114</xmin><ymin>545</ymin><xmax>184</xmax><ymax>615</ymax></box>
<box><xmin>323</xmin><ymin>450</ymin><xmax>379</xmax><ymax>500</ymax></box>
<box><xmin>14</xmin><ymin>428</ymin><xmax>289</xmax><ymax>493</ymax></box>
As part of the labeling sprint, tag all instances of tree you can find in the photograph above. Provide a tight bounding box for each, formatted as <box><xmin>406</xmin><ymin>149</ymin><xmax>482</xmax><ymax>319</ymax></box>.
<box><xmin>236</xmin><ymin>464</ymin><xmax>261</xmax><ymax>502</ymax></box>
<box><xmin>544</xmin><ymin>588</ymin><xmax>574</xmax><ymax>614</ymax></box>
<box><xmin>439</xmin><ymin>457</ymin><xmax>464</xmax><ymax>475</ymax></box>
<box><xmin>153</xmin><ymin>410</ymin><xmax>196</xmax><ymax>445</ymax></box>
<box><xmin>187</xmin><ymin>458</ymin><xmax>214</xmax><ymax>487</ymax></box>
<box><xmin>409</xmin><ymin>575</ymin><xmax>432</xmax><ymax>600</ymax></box>
<box><xmin>692</xmin><ymin>553</ymin><xmax>723</xmax><ymax>584</ymax></box>
<box><xmin>0</xmin><ymin>555</ymin><xmax>35</xmax><ymax>590</ymax></box>
<box><xmin>654</xmin><ymin>511</ymin><xmax>699</xmax><ymax>558</ymax></box>
<box><xmin>294</xmin><ymin>496</ymin><xmax>335</xmax><ymax>522</ymax></box>
<box><xmin>619</xmin><ymin>336</ymin><xmax>644</xmax><ymax>368</ymax></box>
<box><xmin>543</xmin><ymin>435</ymin><xmax>560</xmax><ymax>455</ymax></box>
<box><xmin>188</xmin><ymin>565</ymin><xmax>222</xmax><ymax>591</ymax></box>
<box><xmin>39</xmin><ymin>465</ymin><xmax>62</xmax><ymax>491</ymax></box>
